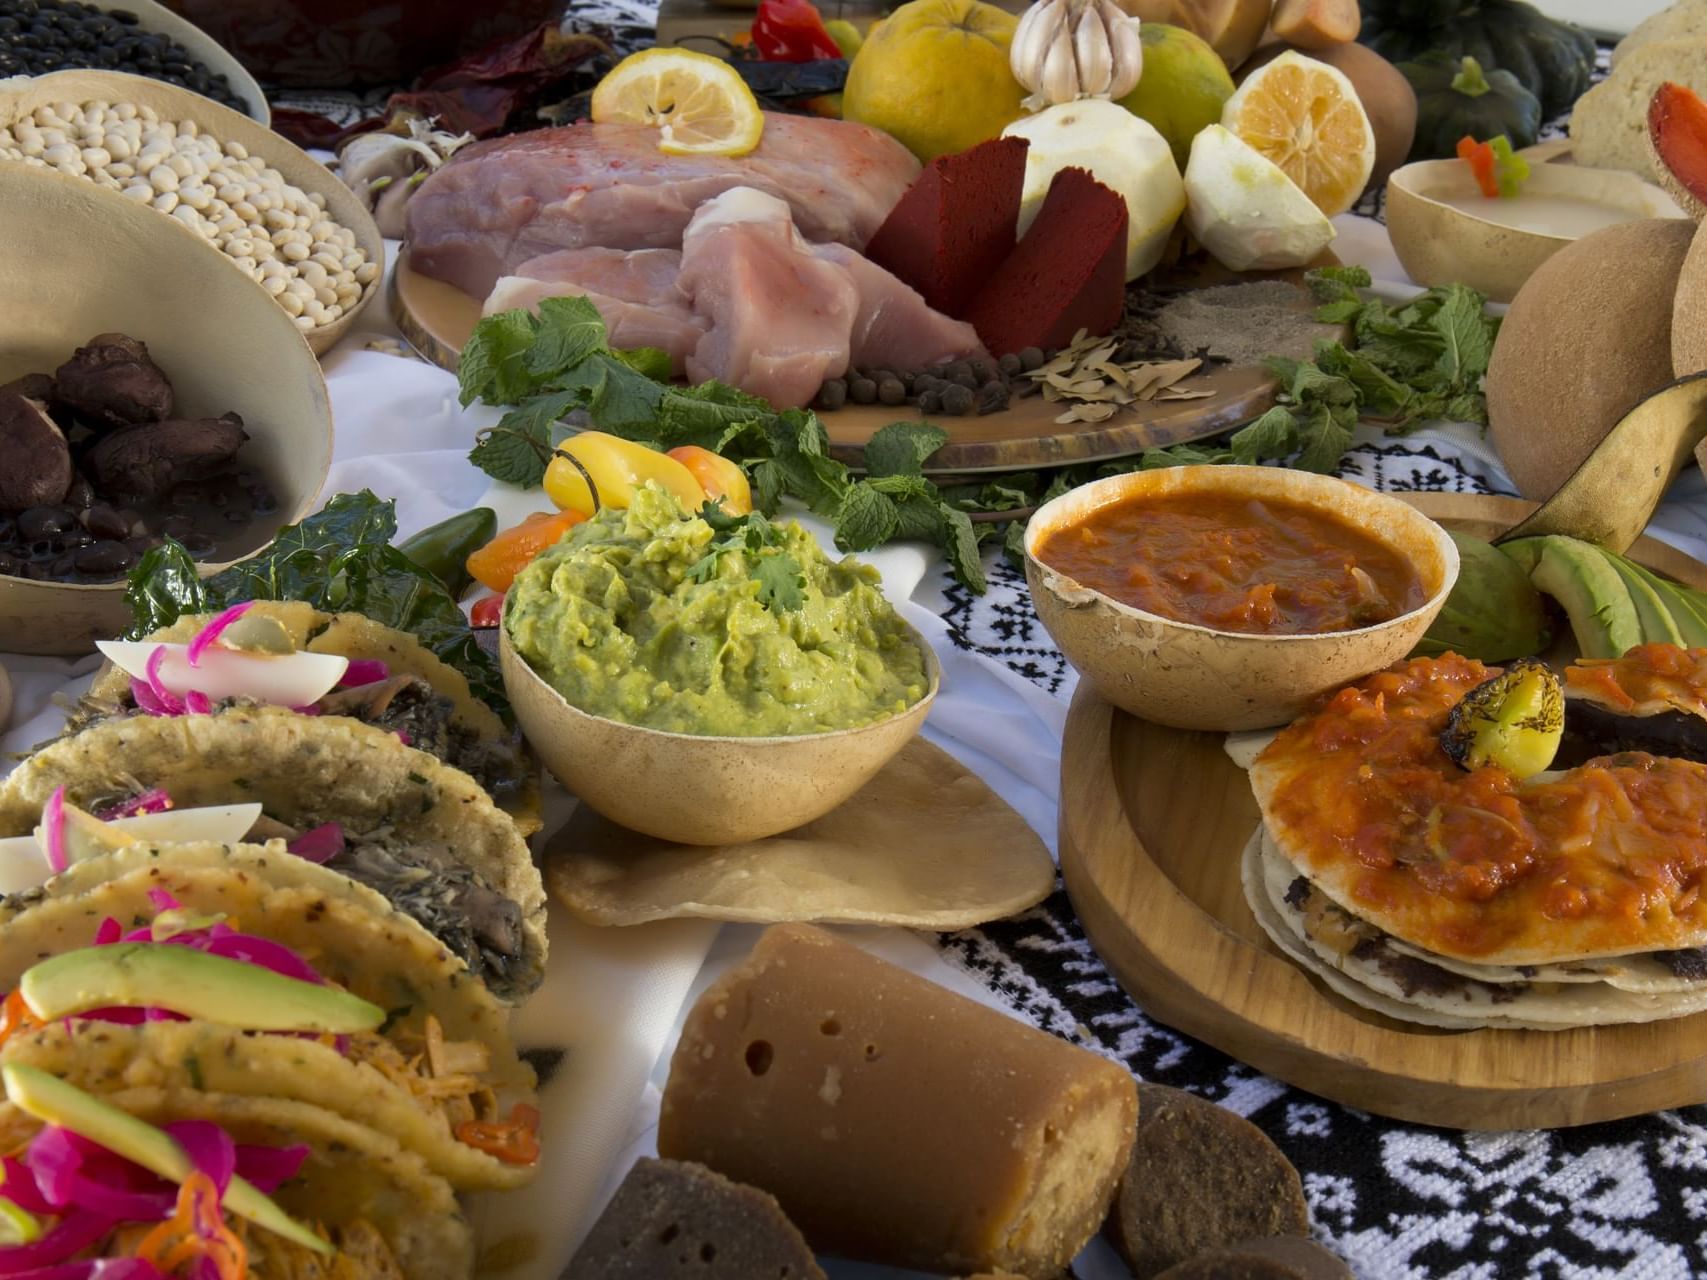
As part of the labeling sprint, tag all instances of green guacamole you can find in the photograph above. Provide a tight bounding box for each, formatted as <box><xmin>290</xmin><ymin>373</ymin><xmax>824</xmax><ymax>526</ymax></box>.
<box><xmin>505</xmin><ymin>485</ymin><xmax>930</xmax><ymax>736</ymax></box>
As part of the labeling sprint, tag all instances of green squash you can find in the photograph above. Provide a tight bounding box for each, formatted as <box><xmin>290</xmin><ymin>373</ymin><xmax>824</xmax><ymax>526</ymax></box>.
<box><xmin>1361</xmin><ymin>0</ymin><xmax>1596</xmax><ymax>119</ymax></box>
<box><xmin>1398</xmin><ymin>53</ymin><xmax>1543</xmax><ymax>161</ymax></box>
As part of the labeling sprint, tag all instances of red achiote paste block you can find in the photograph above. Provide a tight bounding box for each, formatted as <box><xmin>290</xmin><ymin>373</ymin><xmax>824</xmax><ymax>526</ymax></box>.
<box><xmin>965</xmin><ymin>167</ymin><xmax>1128</xmax><ymax>358</ymax></box>
<box><xmin>862</xmin><ymin>137</ymin><xmax>1029</xmax><ymax>318</ymax></box>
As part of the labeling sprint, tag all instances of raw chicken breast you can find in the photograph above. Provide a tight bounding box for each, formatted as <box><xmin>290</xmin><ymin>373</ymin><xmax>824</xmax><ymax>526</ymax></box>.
<box><xmin>678</xmin><ymin>188</ymin><xmax>859</xmax><ymax>410</ymax></box>
<box><xmin>483</xmin><ymin>249</ymin><xmax>707</xmax><ymax>376</ymax></box>
<box><xmin>408</xmin><ymin>113</ymin><xmax>920</xmax><ymax>298</ymax></box>
<box><xmin>813</xmin><ymin>243</ymin><xmax>987</xmax><ymax>371</ymax></box>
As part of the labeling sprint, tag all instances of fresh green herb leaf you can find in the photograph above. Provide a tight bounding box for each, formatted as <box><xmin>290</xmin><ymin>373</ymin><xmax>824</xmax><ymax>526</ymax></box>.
<box><xmin>753</xmin><ymin>552</ymin><xmax>807</xmax><ymax>612</ymax></box>
<box><xmin>525</xmin><ymin>296</ymin><xmax>607</xmax><ymax>376</ymax></box>
<box><xmin>1229</xmin><ymin>406</ymin><xmax>1298</xmax><ymax>464</ymax></box>
<box><xmin>835</xmin><ymin>483</ymin><xmax>900</xmax><ymax>551</ymax></box>
<box><xmin>612</xmin><ymin>347</ymin><xmax>674</xmax><ymax>380</ymax></box>
<box><xmin>457</xmin><ymin>310</ymin><xmax>538</xmax><ymax>408</ymax></box>
<box><xmin>938</xmin><ymin>506</ymin><xmax>987</xmax><ymax>595</ymax></box>
<box><xmin>468</xmin><ymin>404</ymin><xmax>562</xmax><ymax>488</ymax></box>
<box><xmin>864</xmin><ymin>422</ymin><xmax>949</xmax><ymax>478</ymax></box>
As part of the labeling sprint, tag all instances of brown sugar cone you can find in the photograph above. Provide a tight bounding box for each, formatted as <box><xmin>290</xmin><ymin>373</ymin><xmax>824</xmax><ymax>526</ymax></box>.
<box><xmin>658</xmin><ymin>923</ymin><xmax>1138</xmax><ymax>1278</ymax></box>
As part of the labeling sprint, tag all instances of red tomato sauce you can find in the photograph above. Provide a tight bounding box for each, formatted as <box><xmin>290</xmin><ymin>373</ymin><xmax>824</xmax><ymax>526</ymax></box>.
<box><xmin>1034</xmin><ymin>492</ymin><xmax>1426</xmax><ymax>635</ymax></box>
<box><xmin>1261</xmin><ymin>655</ymin><xmax>1707</xmax><ymax>959</ymax></box>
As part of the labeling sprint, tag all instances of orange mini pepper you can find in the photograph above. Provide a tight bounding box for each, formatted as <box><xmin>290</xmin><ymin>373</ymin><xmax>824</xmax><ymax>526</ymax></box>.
<box><xmin>0</xmin><ymin>990</ymin><xmax>41</xmax><ymax>1049</ymax></box>
<box><xmin>666</xmin><ymin>446</ymin><xmax>753</xmax><ymax>516</ymax></box>
<box><xmin>465</xmin><ymin>511</ymin><xmax>584</xmax><ymax>594</ymax></box>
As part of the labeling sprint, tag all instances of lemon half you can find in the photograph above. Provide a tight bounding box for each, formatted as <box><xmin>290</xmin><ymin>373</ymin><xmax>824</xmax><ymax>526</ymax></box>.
<box><xmin>1221</xmin><ymin>50</ymin><xmax>1374</xmax><ymax>218</ymax></box>
<box><xmin>591</xmin><ymin>48</ymin><xmax>764</xmax><ymax>157</ymax></box>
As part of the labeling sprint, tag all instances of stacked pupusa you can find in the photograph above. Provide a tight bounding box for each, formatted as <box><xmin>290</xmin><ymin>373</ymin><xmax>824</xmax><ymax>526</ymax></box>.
<box><xmin>0</xmin><ymin>599</ymin><xmax>551</xmax><ymax>1280</ymax></box>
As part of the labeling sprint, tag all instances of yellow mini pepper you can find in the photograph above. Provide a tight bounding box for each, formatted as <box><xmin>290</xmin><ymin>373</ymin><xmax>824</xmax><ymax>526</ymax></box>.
<box><xmin>544</xmin><ymin>432</ymin><xmax>706</xmax><ymax>518</ymax></box>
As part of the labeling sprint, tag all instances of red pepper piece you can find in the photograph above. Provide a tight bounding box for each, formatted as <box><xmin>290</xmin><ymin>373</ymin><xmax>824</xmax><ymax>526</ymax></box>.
<box><xmin>456</xmin><ymin>1103</ymin><xmax>541</xmax><ymax>1165</ymax></box>
<box><xmin>751</xmin><ymin>0</ymin><xmax>843</xmax><ymax>63</ymax></box>
<box><xmin>1651</xmin><ymin>81</ymin><xmax>1707</xmax><ymax>208</ymax></box>
<box><xmin>470</xmin><ymin>595</ymin><xmax>504</xmax><ymax>629</ymax></box>
<box><xmin>1456</xmin><ymin>135</ymin><xmax>1500</xmax><ymax>199</ymax></box>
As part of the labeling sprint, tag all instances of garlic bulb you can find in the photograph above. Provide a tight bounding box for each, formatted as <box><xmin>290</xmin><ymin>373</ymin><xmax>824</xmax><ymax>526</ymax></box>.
<box><xmin>1010</xmin><ymin>0</ymin><xmax>1142</xmax><ymax>111</ymax></box>
<box><xmin>337</xmin><ymin>116</ymin><xmax>474</xmax><ymax>239</ymax></box>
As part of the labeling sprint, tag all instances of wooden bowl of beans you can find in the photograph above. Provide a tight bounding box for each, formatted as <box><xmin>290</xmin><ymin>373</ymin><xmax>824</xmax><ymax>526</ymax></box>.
<box><xmin>0</xmin><ymin>70</ymin><xmax>384</xmax><ymax>355</ymax></box>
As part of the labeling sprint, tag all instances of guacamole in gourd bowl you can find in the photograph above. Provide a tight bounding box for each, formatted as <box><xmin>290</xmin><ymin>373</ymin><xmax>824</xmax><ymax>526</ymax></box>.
<box><xmin>499</xmin><ymin>485</ymin><xmax>940</xmax><ymax>845</ymax></box>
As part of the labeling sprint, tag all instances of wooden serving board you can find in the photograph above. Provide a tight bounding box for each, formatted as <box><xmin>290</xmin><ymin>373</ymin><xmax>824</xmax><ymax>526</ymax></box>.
<box><xmin>391</xmin><ymin>247</ymin><xmax>1288</xmax><ymax>476</ymax></box>
<box><xmin>1057</xmin><ymin>492</ymin><xmax>1707</xmax><ymax>1130</ymax></box>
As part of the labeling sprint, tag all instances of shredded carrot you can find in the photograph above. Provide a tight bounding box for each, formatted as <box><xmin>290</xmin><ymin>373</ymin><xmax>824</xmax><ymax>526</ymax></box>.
<box><xmin>134</xmin><ymin>1172</ymin><xmax>247</xmax><ymax>1280</ymax></box>
<box><xmin>455</xmin><ymin>1103</ymin><xmax>541</xmax><ymax>1165</ymax></box>
<box><xmin>0</xmin><ymin>990</ymin><xmax>43</xmax><ymax>1046</ymax></box>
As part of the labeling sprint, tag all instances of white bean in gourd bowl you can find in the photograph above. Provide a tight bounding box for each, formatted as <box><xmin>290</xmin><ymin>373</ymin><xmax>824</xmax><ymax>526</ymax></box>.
<box><xmin>0</xmin><ymin>70</ymin><xmax>383</xmax><ymax>355</ymax></box>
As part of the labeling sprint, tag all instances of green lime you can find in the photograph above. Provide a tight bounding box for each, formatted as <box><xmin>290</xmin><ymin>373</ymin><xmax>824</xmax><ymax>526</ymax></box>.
<box><xmin>1117</xmin><ymin>22</ymin><xmax>1236</xmax><ymax>174</ymax></box>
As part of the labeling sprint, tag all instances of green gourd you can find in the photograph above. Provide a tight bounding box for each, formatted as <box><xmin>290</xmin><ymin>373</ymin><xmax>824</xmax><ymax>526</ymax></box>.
<box><xmin>1398</xmin><ymin>53</ymin><xmax>1543</xmax><ymax>161</ymax></box>
<box><xmin>1360</xmin><ymin>0</ymin><xmax>1596</xmax><ymax>119</ymax></box>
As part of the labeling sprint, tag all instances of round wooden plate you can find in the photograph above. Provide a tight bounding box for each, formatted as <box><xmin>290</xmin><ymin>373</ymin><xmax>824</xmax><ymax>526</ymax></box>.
<box><xmin>390</xmin><ymin>246</ymin><xmax>1287</xmax><ymax>475</ymax></box>
<box><xmin>1058</xmin><ymin>492</ymin><xmax>1707</xmax><ymax>1130</ymax></box>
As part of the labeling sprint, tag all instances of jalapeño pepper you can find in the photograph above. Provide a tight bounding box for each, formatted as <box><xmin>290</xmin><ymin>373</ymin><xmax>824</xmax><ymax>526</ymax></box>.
<box><xmin>397</xmin><ymin>508</ymin><xmax>497</xmax><ymax>602</ymax></box>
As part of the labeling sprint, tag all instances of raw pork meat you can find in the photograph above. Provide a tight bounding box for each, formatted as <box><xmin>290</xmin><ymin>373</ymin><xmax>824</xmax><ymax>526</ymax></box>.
<box><xmin>812</xmin><ymin>243</ymin><xmax>986</xmax><ymax>372</ymax></box>
<box><xmin>407</xmin><ymin>113</ymin><xmax>920</xmax><ymax>298</ymax></box>
<box><xmin>677</xmin><ymin>188</ymin><xmax>860</xmax><ymax>410</ymax></box>
<box><xmin>483</xmin><ymin>249</ymin><xmax>707</xmax><ymax>376</ymax></box>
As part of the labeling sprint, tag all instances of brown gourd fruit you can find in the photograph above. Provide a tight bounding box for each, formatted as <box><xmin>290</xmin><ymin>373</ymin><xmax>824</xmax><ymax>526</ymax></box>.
<box><xmin>1486</xmin><ymin>217</ymin><xmax>1696</xmax><ymax>500</ymax></box>
<box><xmin>1675</xmin><ymin>217</ymin><xmax>1707</xmax><ymax>378</ymax></box>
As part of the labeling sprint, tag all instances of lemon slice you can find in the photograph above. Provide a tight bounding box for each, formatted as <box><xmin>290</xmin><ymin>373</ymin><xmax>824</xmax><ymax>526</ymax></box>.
<box><xmin>591</xmin><ymin>48</ymin><xmax>765</xmax><ymax>157</ymax></box>
<box><xmin>1221</xmin><ymin>50</ymin><xmax>1374</xmax><ymax>218</ymax></box>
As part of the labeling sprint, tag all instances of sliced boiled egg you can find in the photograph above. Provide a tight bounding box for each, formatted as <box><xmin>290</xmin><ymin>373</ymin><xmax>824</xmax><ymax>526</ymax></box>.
<box><xmin>97</xmin><ymin>641</ymin><xmax>349</xmax><ymax>708</ymax></box>
<box><xmin>0</xmin><ymin>802</ymin><xmax>266</xmax><ymax>895</ymax></box>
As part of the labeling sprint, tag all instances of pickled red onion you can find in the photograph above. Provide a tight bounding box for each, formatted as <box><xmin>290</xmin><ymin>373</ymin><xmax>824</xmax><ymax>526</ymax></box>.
<box><xmin>162</xmin><ymin>1125</ymin><xmax>234</xmax><ymax>1198</ymax></box>
<box><xmin>40</xmin><ymin>790</ymin><xmax>65</xmax><ymax>876</ymax></box>
<box><xmin>142</xmin><ymin>649</ymin><xmax>185</xmax><ymax>716</ymax></box>
<box><xmin>0</xmin><ymin>1210</ymin><xmax>117</xmax><ymax>1271</ymax></box>
<box><xmin>91</xmin><ymin>792</ymin><xmax>172</xmax><ymax>822</ymax></box>
<box><xmin>339</xmin><ymin>660</ymin><xmax>388</xmax><ymax>687</ymax></box>
<box><xmin>285</xmin><ymin>824</ymin><xmax>343</xmax><ymax>865</ymax></box>
<box><xmin>3</xmin><ymin>1260</ymin><xmax>162</xmax><ymax>1280</ymax></box>
<box><xmin>185</xmin><ymin>603</ymin><xmax>255</xmax><ymax>668</ymax></box>
<box><xmin>184</xmin><ymin>692</ymin><xmax>212</xmax><ymax>716</ymax></box>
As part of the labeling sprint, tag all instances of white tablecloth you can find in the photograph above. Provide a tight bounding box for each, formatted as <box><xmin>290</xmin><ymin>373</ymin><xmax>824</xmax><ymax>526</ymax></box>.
<box><xmin>6</xmin><ymin>221</ymin><xmax>1707</xmax><ymax>1280</ymax></box>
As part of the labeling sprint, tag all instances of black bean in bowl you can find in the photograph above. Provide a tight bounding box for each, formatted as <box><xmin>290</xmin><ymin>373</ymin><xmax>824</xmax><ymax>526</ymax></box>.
<box><xmin>0</xmin><ymin>0</ymin><xmax>253</xmax><ymax>115</ymax></box>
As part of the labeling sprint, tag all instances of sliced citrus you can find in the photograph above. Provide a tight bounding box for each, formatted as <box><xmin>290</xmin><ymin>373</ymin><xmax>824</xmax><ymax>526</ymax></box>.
<box><xmin>1221</xmin><ymin>50</ymin><xmax>1375</xmax><ymax>217</ymax></box>
<box><xmin>590</xmin><ymin>48</ymin><xmax>765</xmax><ymax>157</ymax></box>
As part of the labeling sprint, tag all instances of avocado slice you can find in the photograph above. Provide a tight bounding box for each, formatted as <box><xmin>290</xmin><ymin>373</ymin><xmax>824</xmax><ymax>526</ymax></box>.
<box><xmin>1524</xmin><ymin>537</ymin><xmax>1643</xmax><ymax>659</ymax></box>
<box><xmin>1499</xmin><ymin>537</ymin><xmax>1546</xmax><ymax>577</ymax></box>
<box><xmin>21</xmin><ymin>944</ymin><xmax>385</xmax><ymax>1034</ymax></box>
<box><xmin>2</xmin><ymin>1064</ymin><xmax>329</xmax><ymax>1253</ymax></box>
<box><xmin>1623</xmin><ymin>558</ymin><xmax>1707</xmax><ymax>648</ymax></box>
<box><xmin>1603</xmin><ymin>555</ymin><xmax>1685</xmax><ymax>646</ymax></box>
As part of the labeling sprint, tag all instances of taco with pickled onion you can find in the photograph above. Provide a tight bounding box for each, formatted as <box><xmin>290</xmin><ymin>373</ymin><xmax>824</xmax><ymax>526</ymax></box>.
<box><xmin>0</xmin><ymin>705</ymin><xmax>546</xmax><ymax>1003</ymax></box>
<box><xmin>62</xmin><ymin>601</ymin><xmax>540</xmax><ymax>837</ymax></box>
<box><xmin>0</xmin><ymin>1061</ymin><xmax>471</xmax><ymax>1280</ymax></box>
<box><xmin>0</xmin><ymin>836</ymin><xmax>540</xmax><ymax>1191</ymax></box>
